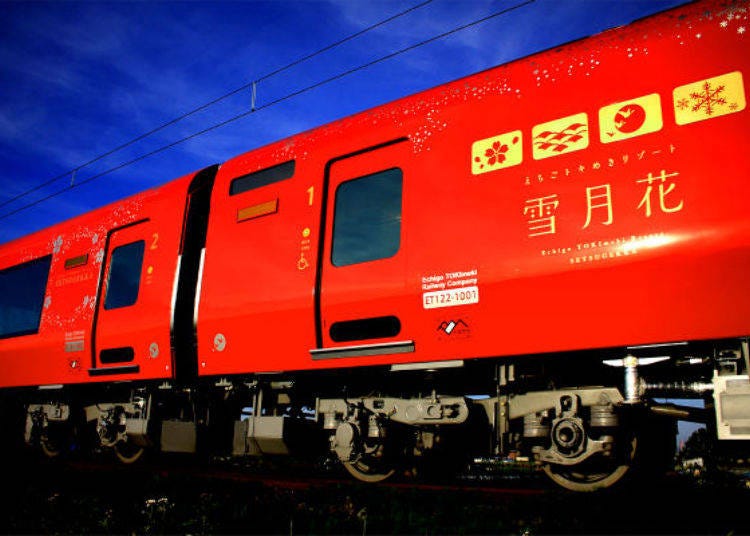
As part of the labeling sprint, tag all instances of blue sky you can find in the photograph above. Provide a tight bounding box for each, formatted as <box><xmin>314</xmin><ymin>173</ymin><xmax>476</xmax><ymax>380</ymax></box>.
<box><xmin>0</xmin><ymin>0</ymin><xmax>691</xmax><ymax>245</ymax></box>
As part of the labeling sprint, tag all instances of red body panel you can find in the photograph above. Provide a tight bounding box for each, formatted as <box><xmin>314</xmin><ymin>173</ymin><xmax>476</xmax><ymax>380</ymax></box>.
<box><xmin>1</xmin><ymin>0</ymin><xmax>748</xmax><ymax>389</ymax></box>
<box><xmin>198</xmin><ymin>0</ymin><xmax>750</xmax><ymax>375</ymax></box>
<box><xmin>0</xmin><ymin>175</ymin><xmax>195</xmax><ymax>387</ymax></box>
<box><xmin>197</xmin><ymin>151</ymin><xmax>320</xmax><ymax>375</ymax></box>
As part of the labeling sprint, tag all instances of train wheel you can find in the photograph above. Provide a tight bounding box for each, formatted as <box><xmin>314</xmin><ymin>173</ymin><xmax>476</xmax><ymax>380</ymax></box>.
<box><xmin>114</xmin><ymin>440</ymin><xmax>145</xmax><ymax>464</ymax></box>
<box><xmin>40</xmin><ymin>435</ymin><xmax>62</xmax><ymax>458</ymax></box>
<box><xmin>343</xmin><ymin>457</ymin><xmax>396</xmax><ymax>483</ymax></box>
<box><xmin>40</xmin><ymin>439</ymin><xmax>62</xmax><ymax>458</ymax></box>
<box><xmin>39</xmin><ymin>423</ymin><xmax>67</xmax><ymax>458</ymax></box>
<box><xmin>542</xmin><ymin>436</ymin><xmax>637</xmax><ymax>492</ymax></box>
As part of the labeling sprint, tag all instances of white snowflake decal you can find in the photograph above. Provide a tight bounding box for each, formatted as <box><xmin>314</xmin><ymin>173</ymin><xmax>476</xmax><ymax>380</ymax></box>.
<box><xmin>718</xmin><ymin>6</ymin><xmax>748</xmax><ymax>32</ymax></box>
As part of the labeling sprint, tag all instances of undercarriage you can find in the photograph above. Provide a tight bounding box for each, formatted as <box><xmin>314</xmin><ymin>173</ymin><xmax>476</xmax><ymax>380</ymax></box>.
<box><xmin>16</xmin><ymin>337</ymin><xmax>750</xmax><ymax>492</ymax></box>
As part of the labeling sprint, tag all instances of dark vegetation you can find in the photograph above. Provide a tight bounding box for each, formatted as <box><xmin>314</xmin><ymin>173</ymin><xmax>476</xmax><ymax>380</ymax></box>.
<box><xmin>2</xmin><ymin>450</ymin><xmax>750</xmax><ymax>535</ymax></box>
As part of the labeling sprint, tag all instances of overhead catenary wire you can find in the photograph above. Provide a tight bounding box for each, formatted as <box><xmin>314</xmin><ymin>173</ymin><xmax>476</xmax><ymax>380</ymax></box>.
<box><xmin>253</xmin><ymin>0</ymin><xmax>435</xmax><ymax>83</ymax></box>
<box><xmin>0</xmin><ymin>0</ymin><xmax>535</xmax><ymax>223</ymax></box>
<box><xmin>0</xmin><ymin>0</ymin><xmax>434</xmax><ymax>212</ymax></box>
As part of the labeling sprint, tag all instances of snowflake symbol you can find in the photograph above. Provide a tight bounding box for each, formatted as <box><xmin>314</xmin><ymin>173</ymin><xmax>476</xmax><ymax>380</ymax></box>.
<box><xmin>739</xmin><ymin>26</ymin><xmax>746</xmax><ymax>35</ymax></box>
<box><xmin>689</xmin><ymin>81</ymin><xmax>727</xmax><ymax>116</ymax></box>
<box><xmin>484</xmin><ymin>141</ymin><xmax>509</xmax><ymax>166</ymax></box>
<box><xmin>720</xmin><ymin>20</ymin><xmax>729</xmax><ymax>28</ymax></box>
<box><xmin>676</xmin><ymin>98</ymin><xmax>691</xmax><ymax>110</ymax></box>
<box><xmin>719</xmin><ymin>6</ymin><xmax>747</xmax><ymax>20</ymax></box>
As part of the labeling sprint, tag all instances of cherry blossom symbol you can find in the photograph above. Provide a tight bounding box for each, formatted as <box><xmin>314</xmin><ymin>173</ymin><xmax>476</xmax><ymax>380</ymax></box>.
<box><xmin>484</xmin><ymin>141</ymin><xmax>509</xmax><ymax>166</ymax></box>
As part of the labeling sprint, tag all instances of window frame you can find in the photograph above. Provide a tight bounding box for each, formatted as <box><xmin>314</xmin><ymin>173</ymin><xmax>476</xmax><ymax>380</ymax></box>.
<box><xmin>0</xmin><ymin>255</ymin><xmax>52</xmax><ymax>339</ymax></box>
<box><xmin>104</xmin><ymin>240</ymin><xmax>146</xmax><ymax>310</ymax></box>
<box><xmin>331</xmin><ymin>167</ymin><xmax>403</xmax><ymax>267</ymax></box>
<box><xmin>229</xmin><ymin>160</ymin><xmax>295</xmax><ymax>196</ymax></box>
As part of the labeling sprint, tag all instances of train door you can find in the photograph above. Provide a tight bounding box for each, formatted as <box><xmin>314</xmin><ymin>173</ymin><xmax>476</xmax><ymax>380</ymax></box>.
<box><xmin>91</xmin><ymin>220</ymin><xmax>169</xmax><ymax>377</ymax></box>
<box><xmin>315</xmin><ymin>139</ymin><xmax>414</xmax><ymax>360</ymax></box>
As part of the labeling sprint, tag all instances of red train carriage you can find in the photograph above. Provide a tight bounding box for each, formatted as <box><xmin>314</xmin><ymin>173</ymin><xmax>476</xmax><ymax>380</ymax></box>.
<box><xmin>0</xmin><ymin>169</ymin><xmax>216</xmax><ymax>460</ymax></box>
<box><xmin>0</xmin><ymin>173</ymin><xmax>197</xmax><ymax>386</ymax></box>
<box><xmin>1</xmin><ymin>0</ymin><xmax>748</xmax><ymax>490</ymax></box>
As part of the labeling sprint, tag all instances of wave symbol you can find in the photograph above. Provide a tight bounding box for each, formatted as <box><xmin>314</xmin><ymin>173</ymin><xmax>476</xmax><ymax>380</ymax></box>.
<box><xmin>533</xmin><ymin>123</ymin><xmax>588</xmax><ymax>152</ymax></box>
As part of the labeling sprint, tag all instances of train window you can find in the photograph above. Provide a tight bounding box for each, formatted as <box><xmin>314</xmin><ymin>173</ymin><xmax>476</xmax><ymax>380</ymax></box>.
<box><xmin>0</xmin><ymin>255</ymin><xmax>52</xmax><ymax>339</ymax></box>
<box><xmin>332</xmin><ymin>168</ymin><xmax>402</xmax><ymax>267</ymax></box>
<box><xmin>104</xmin><ymin>241</ymin><xmax>145</xmax><ymax>310</ymax></box>
<box><xmin>229</xmin><ymin>160</ymin><xmax>295</xmax><ymax>196</ymax></box>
